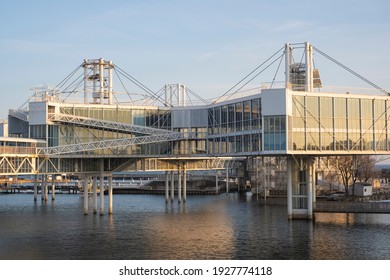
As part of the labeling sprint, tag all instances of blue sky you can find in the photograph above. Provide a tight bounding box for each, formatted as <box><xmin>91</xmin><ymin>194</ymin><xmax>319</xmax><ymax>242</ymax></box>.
<box><xmin>1</xmin><ymin>0</ymin><xmax>390</xmax><ymax>118</ymax></box>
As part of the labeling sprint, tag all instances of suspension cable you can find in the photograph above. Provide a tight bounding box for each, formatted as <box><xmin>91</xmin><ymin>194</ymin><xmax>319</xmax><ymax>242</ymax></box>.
<box><xmin>114</xmin><ymin>64</ymin><xmax>168</xmax><ymax>106</ymax></box>
<box><xmin>313</xmin><ymin>46</ymin><xmax>390</xmax><ymax>95</ymax></box>
<box><xmin>212</xmin><ymin>46</ymin><xmax>285</xmax><ymax>104</ymax></box>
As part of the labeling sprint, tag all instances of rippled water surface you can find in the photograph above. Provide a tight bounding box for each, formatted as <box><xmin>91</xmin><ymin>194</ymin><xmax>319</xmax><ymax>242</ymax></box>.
<box><xmin>0</xmin><ymin>193</ymin><xmax>389</xmax><ymax>260</ymax></box>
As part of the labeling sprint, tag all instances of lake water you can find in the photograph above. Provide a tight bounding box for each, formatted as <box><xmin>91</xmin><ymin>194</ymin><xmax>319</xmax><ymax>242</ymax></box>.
<box><xmin>1</xmin><ymin>193</ymin><xmax>389</xmax><ymax>260</ymax></box>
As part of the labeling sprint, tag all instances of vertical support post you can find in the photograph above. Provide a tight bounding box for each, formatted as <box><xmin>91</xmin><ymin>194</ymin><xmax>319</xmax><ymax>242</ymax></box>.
<box><xmin>165</xmin><ymin>171</ymin><xmax>169</xmax><ymax>203</ymax></box>
<box><xmin>305</xmin><ymin>42</ymin><xmax>313</xmax><ymax>92</ymax></box>
<box><xmin>41</xmin><ymin>175</ymin><xmax>47</xmax><ymax>201</ymax></box>
<box><xmin>285</xmin><ymin>43</ymin><xmax>292</xmax><ymax>89</ymax></box>
<box><xmin>99</xmin><ymin>58</ymin><xmax>105</xmax><ymax>104</ymax></box>
<box><xmin>177</xmin><ymin>83</ymin><xmax>181</xmax><ymax>106</ymax></box>
<box><xmin>93</xmin><ymin>64</ymin><xmax>97</xmax><ymax>103</ymax></box>
<box><xmin>306</xmin><ymin>158</ymin><xmax>313</xmax><ymax>219</ymax></box>
<box><xmin>93</xmin><ymin>176</ymin><xmax>98</xmax><ymax>214</ymax></box>
<box><xmin>178</xmin><ymin>167</ymin><xmax>182</xmax><ymax>204</ymax></box>
<box><xmin>108</xmin><ymin>61</ymin><xmax>113</xmax><ymax>105</ymax></box>
<box><xmin>226</xmin><ymin>167</ymin><xmax>229</xmax><ymax>194</ymax></box>
<box><xmin>183</xmin><ymin>165</ymin><xmax>187</xmax><ymax>203</ymax></box>
<box><xmin>171</xmin><ymin>171</ymin><xmax>175</xmax><ymax>202</ymax></box>
<box><xmin>182</xmin><ymin>85</ymin><xmax>186</xmax><ymax>107</ymax></box>
<box><xmin>108</xmin><ymin>175</ymin><xmax>113</xmax><ymax>214</ymax></box>
<box><xmin>287</xmin><ymin>157</ymin><xmax>293</xmax><ymax>220</ymax></box>
<box><xmin>83</xmin><ymin>176</ymin><xmax>88</xmax><ymax>215</ymax></box>
<box><xmin>34</xmin><ymin>174</ymin><xmax>38</xmax><ymax>202</ymax></box>
<box><xmin>215</xmin><ymin>172</ymin><xmax>219</xmax><ymax>195</ymax></box>
<box><xmin>45</xmin><ymin>175</ymin><xmax>48</xmax><ymax>201</ymax></box>
<box><xmin>41</xmin><ymin>174</ymin><xmax>44</xmax><ymax>201</ymax></box>
<box><xmin>99</xmin><ymin>168</ymin><xmax>104</xmax><ymax>216</ymax></box>
<box><xmin>51</xmin><ymin>175</ymin><xmax>55</xmax><ymax>201</ymax></box>
<box><xmin>312</xmin><ymin>159</ymin><xmax>317</xmax><ymax>204</ymax></box>
<box><xmin>83</xmin><ymin>60</ymin><xmax>88</xmax><ymax>104</ymax></box>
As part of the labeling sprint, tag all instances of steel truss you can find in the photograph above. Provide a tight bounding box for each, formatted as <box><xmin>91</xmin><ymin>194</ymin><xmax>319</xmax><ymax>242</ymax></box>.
<box><xmin>39</xmin><ymin>132</ymin><xmax>185</xmax><ymax>155</ymax></box>
<box><xmin>49</xmin><ymin>113</ymin><xmax>174</xmax><ymax>135</ymax></box>
<box><xmin>0</xmin><ymin>155</ymin><xmax>37</xmax><ymax>176</ymax></box>
<box><xmin>136</xmin><ymin>157</ymin><xmax>244</xmax><ymax>171</ymax></box>
<box><xmin>33</xmin><ymin>157</ymin><xmax>245</xmax><ymax>174</ymax></box>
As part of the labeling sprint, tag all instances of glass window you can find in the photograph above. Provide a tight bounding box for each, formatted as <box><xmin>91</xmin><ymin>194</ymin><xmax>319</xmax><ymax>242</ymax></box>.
<box><xmin>361</xmin><ymin>99</ymin><xmax>373</xmax><ymax>150</ymax></box>
<box><xmin>374</xmin><ymin>99</ymin><xmax>387</xmax><ymax>150</ymax></box>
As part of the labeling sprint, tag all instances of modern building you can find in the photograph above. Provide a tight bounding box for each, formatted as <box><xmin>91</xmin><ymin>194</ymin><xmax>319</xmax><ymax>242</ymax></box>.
<box><xmin>4</xmin><ymin>42</ymin><xmax>390</xmax><ymax>219</ymax></box>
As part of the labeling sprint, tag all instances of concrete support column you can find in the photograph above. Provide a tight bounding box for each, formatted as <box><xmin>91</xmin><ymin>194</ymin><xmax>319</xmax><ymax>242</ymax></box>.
<box><xmin>165</xmin><ymin>171</ymin><xmax>169</xmax><ymax>203</ymax></box>
<box><xmin>226</xmin><ymin>167</ymin><xmax>229</xmax><ymax>194</ymax></box>
<box><xmin>83</xmin><ymin>61</ymin><xmax>88</xmax><ymax>104</ymax></box>
<box><xmin>312</xmin><ymin>160</ymin><xmax>317</xmax><ymax>203</ymax></box>
<box><xmin>171</xmin><ymin>171</ymin><xmax>175</xmax><ymax>202</ymax></box>
<box><xmin>287</xmin><ymin>157</ymin><xmax>293</xmax><ymax>220</ymax></box>
<box><xmin>178</xmin><ymin>167</ymin><xmax>182</xmax><ymax>203</ymax></box>
<box><xmin>83</xmin><ymin>176</ymin><xmax>88</xmax><ymax>215</ymax></box>
<box><xmin>33</xmin><ymin>174</ymin><xmax>38</xmax><ymax>202</ymax></box>
<box><xmin>100</xmin><ymin>174</ymin><xmax>105</xmax><ymax>216</ymax></box>
<box><xmin>93</xmin><ymin>176</ymin><xmax>98</xmax><ymax>214</ymax></box>
<box><xmin>183</xmin><ymin>166</ymin><xmax>187</xmax><ymax>203</ymax></box>
<box><xmin>45</xmin><ymin>175</ymin><xmax>48</xmax><ymax>201</ymax></box>
<box><xmin>41</xmin><ymin>175</ymin><xmax>48</xmax><ymax>201</ymax></box>
<box><xmin>215</xmin><ymin>172</ymin><xmax>219</xmax><ymax>195</ymax></box>
<box><xmin>41</xmin><ymin>175</ymin><xmax>45</xmax><ymax>201</ymax></box>
<box><xmin>108</xmin><ymin>175</ymin><xmax>113</xmax><ymax>214</ymax></box>
<box><xmin>51</xmin><ymin>176</ymin><xmax>55</xmax><ymax>201</ymax></box>
<box><xmin>99</xmin><ymin>158</ymin><xmax>105</xmax><ymax>215</ymax></box>
<box><xmin>305</xmin><ymin>42</ymin><xmax>314</xmax><ymax>92</ymax></box>
<box><xmin>306</xmin><ymin>158</ymin><xmax>313</xmax><ymax>219</ymax></box>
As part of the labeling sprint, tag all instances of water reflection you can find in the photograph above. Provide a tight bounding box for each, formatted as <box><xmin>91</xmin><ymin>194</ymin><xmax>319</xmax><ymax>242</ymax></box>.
<box><xmin>0</xmin><ymin>193</ymin><xmax>390</xmax><ymax>260</ymax></box>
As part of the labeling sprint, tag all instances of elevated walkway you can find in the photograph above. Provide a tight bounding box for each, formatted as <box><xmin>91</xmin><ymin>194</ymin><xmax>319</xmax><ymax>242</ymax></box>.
<box><xmin>49</xmin><ymin>113</ymin><xmax>174</xmax><ymax>135</ymax></box>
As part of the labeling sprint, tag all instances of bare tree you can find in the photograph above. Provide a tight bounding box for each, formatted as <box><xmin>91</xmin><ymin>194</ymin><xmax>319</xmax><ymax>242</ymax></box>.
<box><xmin>327</xmin><ymin>155</ymin><xmax>378</xmax><ymax>197</ymax></box>
<box><xmin>324</xmin><ymin>169</ymin><xmax>340</xmax><ymax>192</ymax></box>
<box><xmin>328</xmin><ymin>156</ymin><xmax>356</xmax><ymax>197</ymax></box>
<box><xmin>356</xmin><ymin>155</ymin><xmax>378</xmax><ymax>183</ymax></box>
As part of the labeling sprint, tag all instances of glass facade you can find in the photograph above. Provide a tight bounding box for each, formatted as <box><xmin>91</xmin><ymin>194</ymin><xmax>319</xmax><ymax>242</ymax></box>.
<box><xmin>207</xmin><ymin>97</ymin><xmax>262</xmax><ymax>155</ymax></box>
<box><xmin>290</xmin><ymin>94</ymin><xmax>389</xmax><ymax>152</ymax></box>
<box><xmin>49</xmin><ymin>106</ymin><xmax>172</xmax><ymax>155</ymax></box>
<box><xmin>263</xmin><ymin>116</ymin><xmax>286</xmax><ymax>151</ymax></box>
<box><xmin>23</xmin><ymin>89</ymin><xmax>390</xmax><ymax>156</ymax></box>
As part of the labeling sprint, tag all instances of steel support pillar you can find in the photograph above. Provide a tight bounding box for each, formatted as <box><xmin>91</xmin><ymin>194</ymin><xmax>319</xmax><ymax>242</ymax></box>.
<box><xmin>288</xmin><ymin>157</ymin><xmax>315</xmax><ymax>219</ymax></box>
<box><xmin>83</xmin><ymin>176</ymin><xmax>88</xmax><ymax>215</ymax></box>
<box><xmin>307</xmin><ymin>158</ymin><xmax>313</xmax><ymax>220</ymax></box>
<box><xmin>51</xmin><ymin>176</ymin><xmax>55</xmax><ymax>201</ymax></box>
<box><xmin>216</xmin><ymin>172</ymin><xmax>219</xmax><ymax>195</ymax></box>
<box><xmin>183</xmin><ymin>166</ymin><xmax>187</xmax><ymax>203</ymax></box>
<box><xmin>312</xmin><ymin>160</ymin><xmax>317</xmax><ymax>204</ymax></box>
<box><xmin>108</xmin><ymin>175</ymin><xmax>113</xmax><ymax>214</ymax></box>
<box><xmin>93</xmin><ymin>176</ymin><xmax>98</xmax><ymax>214</ymax></box>
<box><xmin>100</xmin><ymin>175</ymin><xmax>104</xmax><ymax>216</ymax></box>
<box><xmin>287</xmin><ymin>157</ymin><xmax>293</xmax><ymax>220</ymax></box>
<box><xmin>165</xmin><ymin>171</ymin><xmax>169</xmax><ymax>203</ymax></box>
<box><xmin>34</xmin><ymin>174</ymin><xmax>38</xmax><ymax>202</ymax></box>
<box><xmin>41</xmin><ymin>175</ymin><xmax>45</xmax><ymax>201</ymax></box>
<box><xmin>226</xmin><ymin>167</ymin><xmax>229</xmax><ymax>194</ymax></box>
<box><xmin>45</xmin><ymin>175</ymin><xmax>48</xmax><ymax>201</ymax></box>
<box><xmin>178</xmin><ymin>167</ymin><xmax>182</xmax><ymax>203</ymax></box>
<box><xmin>171</xmin><ymin>171</ymin><xmax>175</xmax><ymax>202</ymax></box>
